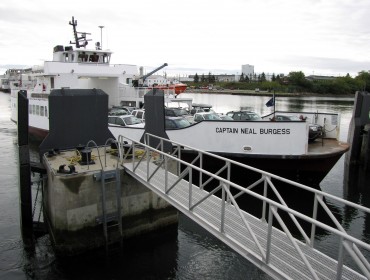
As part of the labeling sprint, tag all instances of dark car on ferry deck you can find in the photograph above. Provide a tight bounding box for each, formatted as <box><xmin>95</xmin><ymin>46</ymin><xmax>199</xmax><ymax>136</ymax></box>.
<box><xmin>226</xmin><ymin>110</ymin><xmax>262</xmax><ymax>121</ymax></box>
<box><xmin>274</xmin><ymin>114</ymin><xmax>323</xmax><ymax>142</ymax></box>
<box><xmin>219</xmin><ymin>114</ymin><xmax>234</xmax><ymax>121</ymax></box>
<box><xmin>165</xmin><ymin>108</ymin><xmax>194</xmax><ymax>123</ymax></box>
<box><xmin>108</xmin><ymin>107</ymin><xmax>129</xmax><ymax>116</ymax></box>
<box><xmin>109</xmin><ymin>106</ymin><xmax>137</xmax><ymax>115</ymax></box>
<box><xmin>165</xmin><ymin>108</ymin><xmax>189</xmax><ymax>117</ymax></box>
<box><xmin>165</xmin><ymin>116</ymin><xmax>192</xmax><ymax>129</ymax></box>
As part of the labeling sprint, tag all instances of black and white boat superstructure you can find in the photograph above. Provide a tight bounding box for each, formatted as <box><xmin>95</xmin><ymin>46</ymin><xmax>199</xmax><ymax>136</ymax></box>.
<box><xmin>10</xmin><ymin>17</ymin><xmax>189</xmax><ymax>140</ymax></box>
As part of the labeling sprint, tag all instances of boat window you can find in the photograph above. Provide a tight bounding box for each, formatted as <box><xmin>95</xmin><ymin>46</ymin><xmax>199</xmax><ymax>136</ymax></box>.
<box><xmin>29</xmin><ymin>105</ymin><xmax>32</xmax><ymax>114</ymax></box>
<box><xmin>36</xmin><ymin>105</ymin><xmax>40</xmax><ymax>115</ymax></box>
<box><xmin>40</xmin><ymin>106</ymin><xmax>44</xmax><ymax>117</ymax></box>
<box><xmin>45</xmin><ymin>106</ymin><xmax>48</xmax><ymax>117</ymax></box>
<box><xmin>50</xmin><ymin>77</ymin><xmax>54</xmax><ymax>89</ymax></box>
<box><xmin>32</xmin><ymin>105</ymin><xmax>36</xmax><ymax>115</ymax></box>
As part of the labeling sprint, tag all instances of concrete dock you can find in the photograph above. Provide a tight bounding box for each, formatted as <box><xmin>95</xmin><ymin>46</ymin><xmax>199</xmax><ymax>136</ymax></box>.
<box><xmin>42</xmin><ymin>146</ymin><xmax>177</xmax><ymax>256</ymax></box>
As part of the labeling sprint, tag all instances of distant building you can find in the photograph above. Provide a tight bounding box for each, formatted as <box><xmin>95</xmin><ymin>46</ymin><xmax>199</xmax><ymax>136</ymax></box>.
<box><xmin>306</xmin><ymin>75</ymin><xmax>337</xmax><ymax>82</ymax></box>
<box><xmin>144</xmin><ymin>75</ymin><xmax>168</xmax><ymax>86</ymax></box>
<box><xmin>241</xmin><ymin>64</ymin><xmax>254</xmax><ymax>77</ymax></box>
<box><xmin>188</xmin><ymin>74</ymin><xmax>237</xmax><ymax>82</ymax></box>
<box><xmin>215</xmin><ymin>74</ymin><xmax>237</xmax><ymax>82</ymax></box>
<box><xmin>178</xmin><ymin>76</ymin><xmax>193</xmax><ymax>83</ymax></box>
<box><xmin>144</xmin><ymin>75</ymin><xmax>181</xmax><ymax>86</ymax></box>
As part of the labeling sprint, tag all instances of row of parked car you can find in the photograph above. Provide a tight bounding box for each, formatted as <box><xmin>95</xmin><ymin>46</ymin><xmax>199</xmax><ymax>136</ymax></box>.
<box><xmin>107</xmin><ymin>105</ymin><xmax>323</xmax><ymax>141</ymax></box>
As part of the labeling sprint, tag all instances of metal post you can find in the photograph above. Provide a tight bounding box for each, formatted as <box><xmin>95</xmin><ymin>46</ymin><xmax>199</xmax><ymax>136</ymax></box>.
<box><xmin>189</xmin><ymin>168</ymin><xmax>192</xmax><ymax>209</ymax></box>
<box><xmin>98</xmin><ymin>25</ymin><xmax>104</xmax><ymax>49</ymax></box>
<box><xmin>310</xmin><ymin>194</ymin><xmax>319</xmax><ymax>246</ymax></box>
<box><xmin>17</xmin><ymin>90</ymin><xmax>34</xmax><ymax>245</ymax></box>
<box><xmin>164</xmin><ymin>156</ymin><xmax>168</xmax><ymax>192</ymax></box>
<box><xmin>199</xmin><ymin>152</ymin><xmax>203</xmax><ymax>189</ymax></box>
<box><xmin>266</xmin><ymin>205</ymin><xmax>274</xmax><ymax>264</ymax></box>
<box><xmin>336</xmin><ymin>237</ymin><xmax>344</xmax><ymax>280</ymax></box>
<box><xmin>177</xmin><ymin>144</ymin><xmax>181</xmax><ymax>175</ymax></box>
<box><xmin>221</xmin><ymin>183</ymin><xmax>226</xmax><ymax>233</ymax></box>
<box><xmin>262</xmin><ymin>175</ymin><xmax>268</xmax><ymax>221</ymax></box>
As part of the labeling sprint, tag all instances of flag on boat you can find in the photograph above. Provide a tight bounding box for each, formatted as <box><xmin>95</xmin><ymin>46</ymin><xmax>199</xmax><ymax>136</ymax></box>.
<box><xmin>265</xmin><ymin>95</ymin><xmax>275</xmax><ymax>107</ymax></box>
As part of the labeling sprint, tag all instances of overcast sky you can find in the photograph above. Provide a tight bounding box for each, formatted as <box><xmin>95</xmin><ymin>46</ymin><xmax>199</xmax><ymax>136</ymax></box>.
<box><xmin>1</xmin><ymin>0</ymin><xmax>369</xmax><ymax>77</ymax></box>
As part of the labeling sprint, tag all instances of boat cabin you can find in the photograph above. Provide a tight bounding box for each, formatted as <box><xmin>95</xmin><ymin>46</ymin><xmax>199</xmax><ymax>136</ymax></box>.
<box><xmin>52</xmin><ymin>45</ymin><xmax>111</xmax><ymax>64</ymax></box>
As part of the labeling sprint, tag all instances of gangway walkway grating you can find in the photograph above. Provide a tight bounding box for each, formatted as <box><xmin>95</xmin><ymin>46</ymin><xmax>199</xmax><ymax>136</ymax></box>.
<box><xmin>118</xmin><ymin>133</ymin><xmax>370</xmax><ymax>280</ymax></box>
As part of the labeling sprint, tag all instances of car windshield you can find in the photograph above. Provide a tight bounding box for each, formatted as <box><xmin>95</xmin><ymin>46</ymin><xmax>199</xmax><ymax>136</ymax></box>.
<box><xmin>220</xmin><ymin>115</ymin><xmax>234</xmax><ymax>120</ymax></box>
<box><xmin>173</xmin><ymin>118</ymin><xmax>191</xmax><ymax>128</ymax></box>
<box><xmin>203</xmin><ymin>113</ymin><xmax>222</xmax><ymax>120</ymax></box>
<box><xmin>124</xmin><ymin>116</ymin><xmax>142</xmax><ymax>125</ymax></box>
<box><xmin>246</xmin><ymin>113</ymin><xmax>262</xmax><ymax>120</ymax></box>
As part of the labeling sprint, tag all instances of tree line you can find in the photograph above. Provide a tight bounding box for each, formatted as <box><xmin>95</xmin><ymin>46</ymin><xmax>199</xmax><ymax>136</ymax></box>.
<box><xmin>191</xmin><ymin>71</ymin><xmax>370</xmax><ymax>95</ymax></box>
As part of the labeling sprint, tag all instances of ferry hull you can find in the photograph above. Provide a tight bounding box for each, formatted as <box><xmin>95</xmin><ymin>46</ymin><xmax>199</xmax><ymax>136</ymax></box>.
<box><xmin>180</xmin><ymin>148</ymin><xmax>346</xmax><ymax>188</ymax></box>
<box><xmin>109</xmin><ymin>119</ymin><xmax>349</xmax><ymax>187</ymax></box>
<box><xmin>29</xmin><ymin>126</ymin><xmax>49</xmax><ymax>142</ymax></box>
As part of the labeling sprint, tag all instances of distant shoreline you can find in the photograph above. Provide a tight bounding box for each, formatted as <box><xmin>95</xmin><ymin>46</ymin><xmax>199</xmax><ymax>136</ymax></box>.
<box><xmin>185</xmin><ymin>89</ymin><xmax>355</xmax><ymax>98</ymax></box>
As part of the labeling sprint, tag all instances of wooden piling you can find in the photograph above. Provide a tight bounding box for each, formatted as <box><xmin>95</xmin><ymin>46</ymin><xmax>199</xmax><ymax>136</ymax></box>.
<box><xmin>17</xmin><ymin>90</ymin><xmax>34</xmax><ymax>245</ymax></box>
<box><xmin>346</xmin><ymin>91</ymin><xmax>370</xmax><ymax>169</ymax></box>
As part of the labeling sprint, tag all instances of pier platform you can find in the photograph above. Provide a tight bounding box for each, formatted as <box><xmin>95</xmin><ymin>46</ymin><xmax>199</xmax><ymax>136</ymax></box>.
<box><xmin>42</xmin><ymin>146</ymin><xmax>177</xmax><ymax>256</ymax></box>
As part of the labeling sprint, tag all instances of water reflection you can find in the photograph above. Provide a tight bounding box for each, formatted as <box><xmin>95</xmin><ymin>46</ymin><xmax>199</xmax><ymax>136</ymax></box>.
<box><xmin>343</xmin><ymin>164</ymin><xmax>370</xmax><ymax>241</ymax></box>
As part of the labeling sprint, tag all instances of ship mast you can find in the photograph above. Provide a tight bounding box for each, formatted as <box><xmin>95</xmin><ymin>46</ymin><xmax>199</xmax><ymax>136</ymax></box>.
<box><xmin>69</xmin><ymin>16</ymin><xmax>91</xmax><ymax>49</ymax></box>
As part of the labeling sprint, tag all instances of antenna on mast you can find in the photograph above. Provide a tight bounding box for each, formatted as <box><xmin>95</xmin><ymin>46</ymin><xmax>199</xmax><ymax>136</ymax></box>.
<box><xmin>69</xmin><ymin>16</ymin><xmax>91</xmax><ymax>49</ymax></box>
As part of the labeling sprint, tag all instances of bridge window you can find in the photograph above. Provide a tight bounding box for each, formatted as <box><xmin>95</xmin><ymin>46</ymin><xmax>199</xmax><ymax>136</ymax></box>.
<box><xmin>89</xmin><ymin>53</ymin><xmax>99</xmax><ymax>62</ymax></box>
<box><xmin>103</xmin><ymin>53</ymin><xmax>110</xmax><ymax>63</ymax></box>
<box><xmin>78</xmin><ymin>52</ymin><xmax>88</xmax><ymax>62</ymax></box>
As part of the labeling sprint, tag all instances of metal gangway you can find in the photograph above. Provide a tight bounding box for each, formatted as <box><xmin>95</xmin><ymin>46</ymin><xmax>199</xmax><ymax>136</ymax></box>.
<box><xmin>117</xmin><ymin>133</ymin><xmax>370</xmax><ymax>280</ymax></box>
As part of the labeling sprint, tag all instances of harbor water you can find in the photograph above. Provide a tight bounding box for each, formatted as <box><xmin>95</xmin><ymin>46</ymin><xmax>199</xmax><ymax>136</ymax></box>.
<box><xmin>1</xmin><ymin>91</ymin><xmax>369</xmax><ymax>279</ymax></box>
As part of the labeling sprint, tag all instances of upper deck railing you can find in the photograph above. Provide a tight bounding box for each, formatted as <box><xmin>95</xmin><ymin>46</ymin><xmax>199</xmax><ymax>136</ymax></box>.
<box><xmin>117</xmin><ymin>133</ymin><xmax>370</xmax><ymax>279</ymax></box>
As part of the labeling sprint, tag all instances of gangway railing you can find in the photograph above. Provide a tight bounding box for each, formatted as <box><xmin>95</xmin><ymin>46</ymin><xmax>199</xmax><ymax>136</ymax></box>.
<box><xmin>117</xmin><ymin>133</ymin><xmax>370</xmax><ymax>280</ymax></box>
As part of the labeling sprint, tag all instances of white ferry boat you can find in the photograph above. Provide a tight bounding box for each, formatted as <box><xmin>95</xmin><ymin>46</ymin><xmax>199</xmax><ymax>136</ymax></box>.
<box><xmin>11</xmin><ymin>17</ymin><xmax>349</xmax><ymax>187</ymax></box>
<box><xmin>108</xmin><ymin>92</ymin><xmax>349</xmax><ymax>187</ymax></box>
<box><xmin>10</xmin><ymin>17</ymin><xmax>187</xmax><ymax>140</ymax></box>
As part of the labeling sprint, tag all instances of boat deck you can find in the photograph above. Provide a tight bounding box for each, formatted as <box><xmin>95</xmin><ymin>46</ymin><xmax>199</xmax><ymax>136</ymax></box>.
<box><xmin>307</xmin><ymin>138</ymin><xmax>349</xmax><ymax>156</ymax></box>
